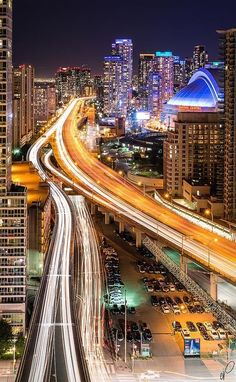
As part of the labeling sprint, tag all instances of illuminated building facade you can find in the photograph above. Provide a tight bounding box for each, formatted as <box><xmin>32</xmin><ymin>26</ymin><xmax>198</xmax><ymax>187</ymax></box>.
<box><xmin>103</xmin><ymin>55</ymin><xmax>122</xmax><ymax>116</ymax></box>
<box><xmin>55</xmin><ymin>66</ymin><xmax>92</xmax><ymax>104</ymax></box>
<box><xmin>13</xmin><ymin>64</ymin><xmax>34</xmax><ymax>148</ymax></box>
<box><xmin>218</xmin><ymin>29</ymin><xmax>236</xmax><ymax>220</ymax></box>
<box><xmin>192</xmin><ymin>45</ymin><xmax>208</xmax><ymax>72</ymax></box>
<box><xmin>34</xmin><ymin>78</ymin><xmax>56</xmax><ymax>129</ymax></box>
<box><xmin>138</xmin><ymin>53</ymin><xmax>154</xmax><ymax>109</ymax></box>
<box><xmin>164</xmin><ymin>68</ymin><xmax>224</xmax><ymax>200</ymax></box>
<box><xmin>151</xmin><ymin>51</ymin><xmax>174</xmax><ymax>115</ymax></box>
<box><xmin>173</xmin><ymin>56</ymin><xmax>186</xmax><ymax>93</ymax></box>
<box><xmin>0</xmin><ymin>0</ymin><xmax>27</xmax><ymax>333</ymax></box>
<box><xmin>148</xmin><ymin>72</ymin><xmax>161</xmax><ymax>117</ymax></box>
<box><xmin>104</xmin><ymin>39</ymin><xmax>133</xmax><ymax>117</ymax></box>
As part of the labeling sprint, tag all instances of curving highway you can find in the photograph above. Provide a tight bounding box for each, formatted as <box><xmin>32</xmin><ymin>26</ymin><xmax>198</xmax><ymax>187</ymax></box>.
<box><xmin>16</xmin><ymin>100</ymin><xmax>88</xmax><ymax>382</ymax></box>
<box><xmin>51</xmin><ymin>99</ymin><xmax>236</xmax><ymax>283</ymax></box>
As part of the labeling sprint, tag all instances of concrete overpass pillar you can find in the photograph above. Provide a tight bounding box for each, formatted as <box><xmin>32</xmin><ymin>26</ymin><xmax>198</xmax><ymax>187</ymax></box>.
<box><xmin>90</xmin><ymin>203</ymin><xmax>96</xmax><ymax>215</ymax></box>
<box><xmin>210</xmin><ymin>273</ymin><xmax>218</xmax><ymax>301</ymax></box>
<box><xmin>180</xmin><ymin>255</ymin><xmax>188</xmax><ymax>274</ymax></box>
<box><xmin>135</xmin><ymin>229</ymin><xmax>142</xmax><ymax>248</ymax></box>
<box><xmin>119</xmin><ymin>221</ymin><xmax>125</xmax><ymax>234</ymax></box>
<box><xmin>104</xmin><ymin>212</ymin><xmax>110</xmax><ymax>225</ymax></box>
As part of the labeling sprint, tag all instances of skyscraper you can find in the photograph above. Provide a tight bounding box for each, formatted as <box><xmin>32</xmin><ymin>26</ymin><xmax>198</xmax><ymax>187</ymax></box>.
<box><xmin>34</xmin><ymin>78</ymin><xmax>56</xmax><ymax>129</ymax></box>
<box><xmin>173</xmin><ymin>56</ymin><xmax>186</xmax><ymax>94</ymax></box>
<box><xmin>192</xmin><ymin>45</ymin><xmax>208</xmax><ymax>72</ymax></box>
<box><xmin>111</xmin><ymin>39</ymin><xmax>133</xmax><ymax>116</ymax></box>
<box><xmin>218</xmin><ymin>29</ymin><xmax>236</xmax><ymax>220</ymax></box>
<box><xmin>103</xmin><ymin>55</ymin><xmax>122</xmax><ymax>116</ymax></box>
<box><xmin>138</xmin><ymin>53</ymin><xmax>154</xmax><ymax>110</ymax></box>
<box><xmin>150</xmin><ymin>51</ymin><xmax>174</xmax><ymax>116</ymax></box>
<box><xmin>148</xmin><ymin>72</ymin><xmax>161</xmax><ymax>117</ymax></box>
<box><xmin>0</xmin><ymin>0</ymin><xmax>27</xmax><ymax>333</ymax></box>
<box><xmin>13</xmin><ymin>64</ymin><xmax>35</xmax><ymax>148</ymax></box>
<box><xmin>55</xmin><ymin>66</ymin><xmax>92</xmax><ymax>104</ymax></box>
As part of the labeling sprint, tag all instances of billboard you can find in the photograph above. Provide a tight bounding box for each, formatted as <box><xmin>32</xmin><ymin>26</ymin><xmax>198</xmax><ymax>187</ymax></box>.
<box><xmin>184</xmin><ymin>338</ymin><xmax>200</xmax><ymax>357</ymax></box>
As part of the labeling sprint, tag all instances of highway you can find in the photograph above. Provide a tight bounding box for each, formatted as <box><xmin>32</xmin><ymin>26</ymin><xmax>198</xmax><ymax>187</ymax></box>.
<box><xmin>71</xmin><ymin>195</ymin><xmax>111</xmax><ymax>382</ymax></box>
<box><xmin>16</xmin><ymin>100</ymin><xmax>89</xmax><ymax>382</ymax></box>
<box><xmin>51</xmin><ymin>99</ymin><xmax>236</xmax><ymax>283</ymax></box>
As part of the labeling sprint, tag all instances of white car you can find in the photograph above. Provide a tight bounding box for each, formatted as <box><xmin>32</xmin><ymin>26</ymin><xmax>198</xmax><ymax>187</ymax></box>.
<box><xmin>162</xmin><ymin>305</ymin><xmax>170</xmax><ymax>314</ymax></box>
<box><xmin>147</xmin><ymin>284</ymin><xmax>154</xmax><ymax>292</ymax></box>
<box><xmin>204</xmin><ymin>322</ymin><xmax>213</xmax><ymax>331</ymax></box>
<box><xmin>172</xmin><ymin>305</ymin><xmax>180</xmax><ymax>314</ymax></box>
<box><xmin>169</xmin><ymin>284</ymin><xmax>176</xmax><ymax>291</ymax></box>
<box><xmin>218</xmin><ymin>329</ymin><xmax>227</xmax><ymax>340</ymax></box>
<box><xmin>210</xmin><ymin>330</ymin><xmax>219</xmax><ymax>340</ymax></box>
<box><xmin>181</xmin><ymin>329</ymin><xmax>191</xmax><ymax>338</ymax></box>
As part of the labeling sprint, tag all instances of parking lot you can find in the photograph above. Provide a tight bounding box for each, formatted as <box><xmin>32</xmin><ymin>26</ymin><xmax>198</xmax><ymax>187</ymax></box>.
<box><xmin>98</xmin><ymin>220</ymin><xmax>232</xmax><ymax>362</ymax></box>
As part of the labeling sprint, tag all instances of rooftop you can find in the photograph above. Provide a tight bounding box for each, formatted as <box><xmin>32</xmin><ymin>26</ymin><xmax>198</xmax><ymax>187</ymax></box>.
<box><xmin>167</xmin><ymin>68</ymin><xmax>223</xmax><ymax>112</ymax></box>
<box><xmin>12</xmin><ymin>162</ymin><xmax>49</xmax><ymax>207</ymax></box>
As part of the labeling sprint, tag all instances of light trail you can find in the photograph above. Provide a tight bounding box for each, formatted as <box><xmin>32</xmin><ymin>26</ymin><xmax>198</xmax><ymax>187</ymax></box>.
<box><xmin>17</xmin><ymin>100</ymin><xmax>84</xmax><ymax>382</ymax></box>
<box><xmin>51</xmin><ymin>100</ymin><xmax>236</xmax><ymax>282</ymax></box>
<box><xmin>71</xmin><ymin>195</ymin><xmax>111</xmax><ymax>382</ymax></box>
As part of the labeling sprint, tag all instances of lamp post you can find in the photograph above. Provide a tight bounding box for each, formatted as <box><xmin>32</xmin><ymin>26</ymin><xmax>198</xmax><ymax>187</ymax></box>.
<box><xmin>207</xmin><ymin>237</ymin><xmax>218</xmax><ymax>268</ymax></box>
<box><xmin>204</xmin><ymin>208</ymin><xmax>214</xmax><ymax>232</ymax></box>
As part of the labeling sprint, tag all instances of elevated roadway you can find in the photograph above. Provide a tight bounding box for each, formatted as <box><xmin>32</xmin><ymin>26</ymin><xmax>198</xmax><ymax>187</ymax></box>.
<box><xmin>51</xmin><ymin>99</ymin><xmax>236</xmax><ymax>284</ymax></box>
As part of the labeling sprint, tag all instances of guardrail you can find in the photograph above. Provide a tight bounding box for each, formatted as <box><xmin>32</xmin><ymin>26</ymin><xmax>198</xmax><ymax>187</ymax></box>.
<box><xmin>143</xmin><ymin>236</ymin><xmax>236</xmax><ymax>336</ymax></box>
<box><xmin>154</xmin><ymin>191</ymin><xmax>235</xmax><ymax>242</ymax></box>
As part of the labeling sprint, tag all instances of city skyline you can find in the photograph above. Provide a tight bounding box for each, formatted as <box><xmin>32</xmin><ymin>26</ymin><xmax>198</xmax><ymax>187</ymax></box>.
<box><xmin>14</xmin><ymin>0</ymin><xmax>236</xmax><ymax>76</ymax></box>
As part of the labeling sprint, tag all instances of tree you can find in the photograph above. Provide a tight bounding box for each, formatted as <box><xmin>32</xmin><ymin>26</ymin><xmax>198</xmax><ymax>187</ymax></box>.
<box><xmin>0</xmin><ymin>320</ymin><xmax>13</xmax><ymax>357</ymax></box>
<box><xmin>15</xmin><ymin>334</ymin><xmax>25</xmax><ymax>358</ymax></box>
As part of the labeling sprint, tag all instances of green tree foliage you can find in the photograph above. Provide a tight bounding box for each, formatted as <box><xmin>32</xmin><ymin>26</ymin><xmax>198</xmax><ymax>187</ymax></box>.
<box><xmin>0</xmin><ymin>320</ymin><xmax>13</xmax><ymax>357</ymax></box>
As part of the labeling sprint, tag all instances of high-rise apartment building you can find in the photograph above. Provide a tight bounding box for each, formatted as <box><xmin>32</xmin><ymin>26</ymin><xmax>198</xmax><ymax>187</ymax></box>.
<box><xmin>218</xmin><ymin>29</ymin><xmax>236</xmax><ymax>220</ymax></box>
<box><xmin>13</xmin><ymin>64</ymin><xmax>34</xmax><ymax>148</ymax></box>
<box><xmin>173</xmin><ymin>56</ymin><xmax>186</xmax><ymax>94</ymax></box>
<box><xmin>149</xmin><ymin>51</ymin><xmax>174</xmax><ymax>116</ymax></box>
<box><xmin>148</xmin><ymin>72</ymin><xmax>161</xmax><ymax>117</ymax></box>
<box><xmin>0</xmin><ymin>0</ymin><xmax>27</xmax><ymax>333</ymax></box>
<box><xmin>103</xmin><ymin>55</ymin><xmax>122</xmax><ymax>116</ymax></box>
<box><xmin>138</xmin><ymin>53</ymin><xmax>154</xmax><ymax>109</ymax></box>
<box><xmin>55</xmin><ymin>66</ymin><xmax>92</xmax><ymax>104</ymax></box>
<box><xmin>184</xmin><ymin>57</ymin><xmax>194</xmax><ymax>84</ymax></box>
<box><xmin>108</xmin><ymin>39</ymin><xmax>133</xmax><ymax>117</ymax></box>
<box><xmin>192</xmin><ymin>45</ymin><xmax>208</xmax><ymax>72</ymax></box>
<box><xmin>34</xmin><ymin>78</ymin><xmax>56</xmax><ymax>129</ymax></box>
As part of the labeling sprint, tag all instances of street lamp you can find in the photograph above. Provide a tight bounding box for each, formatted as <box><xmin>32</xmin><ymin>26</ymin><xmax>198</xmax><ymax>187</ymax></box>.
<box><xmin>204</xmin><ymin>208</ymin><xmax>214</xmax><ymax>232</ymax></box>
<box><xmin>207</xmin><ymin>237</ymin><xmax>218</xmax><ymax>268</ymax></box>
<box><xmin>138</xmin><ymin>181</ymin><xmax>146</xmax><ymax>195</ymax></box>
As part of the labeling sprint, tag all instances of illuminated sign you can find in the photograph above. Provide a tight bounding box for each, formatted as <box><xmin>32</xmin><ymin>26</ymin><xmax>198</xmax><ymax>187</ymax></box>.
<box><xmin>156</xmin><ymin>51</ymin><xmax>172</xmax><ymax>57</ymax></box>
<box><xmin>178</xmin><ymin>106</ymin><xmax>202</xmax><ymax>112</ymax></box>
<box><xmin>136</xmin><ymin>111</ymin><xmax>150</xmax><ymax>121</ymax></box>
<box><xmin>184</xmin><ymin>338</ymin><xmax>200</xmax><ymax>357</ymax></box>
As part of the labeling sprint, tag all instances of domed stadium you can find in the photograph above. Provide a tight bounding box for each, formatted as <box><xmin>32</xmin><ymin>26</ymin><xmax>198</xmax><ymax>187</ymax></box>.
<box><xmin>166</xmin><ymin>68</ymin><xmax>223</xmax><ymax>112</ymax></box>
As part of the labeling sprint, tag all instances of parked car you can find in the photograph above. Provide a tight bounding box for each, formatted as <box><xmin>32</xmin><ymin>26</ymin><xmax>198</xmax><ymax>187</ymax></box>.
<box><xmin>210</xmin><ymin>330</ymin><xmax>219</xmax><ymax>340</ymax></box>
<box><xmin>112</xmin><ymin>304</ymin><xmax>120</xmax><ymax>315</ymax></box>
<box><xmin>172</xmin><ymin>321</ymin><xmax>182</xmax><ymax>332</ymax></box>
<box><xmin>186</xmin><ymin>321</ymin><xmax>197</xmax><ymax>332</ymax></box>
<box><xmin>128</xmin><ymin>306</ymin><xmax>136</xmax><ymax>315</ymax></box>
<box><xmin>181</xmin><ymin>329</ymin><xmax>191</xmax><ymax>338</ymax></box>
<box><xmin>204</xmin><ymin>322</ymin><xmax>213</xmax><ymax>331</ymax></box>
<box><xmin>218</xmin><ymin>329</ymin><xmax>227</xmax><ymax>340</ymax></box>
<box><xmin>172</xmin><ymin>305</ymin><xmax>181</xmax><ymax>314</ymax></box>
<box><xmin>143</xmin><ymin>329</ymin><xmax>152</xmax><ymax>341</ymax></box>
<box><xmin>161</xmin><ymin>305</ymin><xmax>170</xmax><ymax>314</ymax></box>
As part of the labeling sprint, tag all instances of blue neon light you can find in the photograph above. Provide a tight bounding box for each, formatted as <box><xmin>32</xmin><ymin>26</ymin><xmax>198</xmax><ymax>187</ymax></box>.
<box><xmin>155</xmin><ymin>51</ymin><xmax>172</xmax><ymax>57</ymax></box>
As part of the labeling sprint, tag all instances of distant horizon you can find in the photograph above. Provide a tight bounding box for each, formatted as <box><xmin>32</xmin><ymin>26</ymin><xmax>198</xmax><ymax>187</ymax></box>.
<box><xmin>14</xmin><ymin>0</ymin><xmax>236</xmax><ymax>77</ymax></box>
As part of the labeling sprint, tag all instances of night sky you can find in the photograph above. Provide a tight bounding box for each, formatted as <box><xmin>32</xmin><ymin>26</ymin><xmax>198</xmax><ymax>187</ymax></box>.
<box><xmin>14</xmin><ymin>0</ymin><xmax>236</xmax><ymax>77</ymax></box>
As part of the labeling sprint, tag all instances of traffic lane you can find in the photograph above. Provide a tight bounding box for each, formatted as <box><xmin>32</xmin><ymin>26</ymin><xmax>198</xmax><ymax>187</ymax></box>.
<box><xmin>62</xmin><ymin>112</ymin><xmax>236</xmax><ymax>270</ymax></box>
